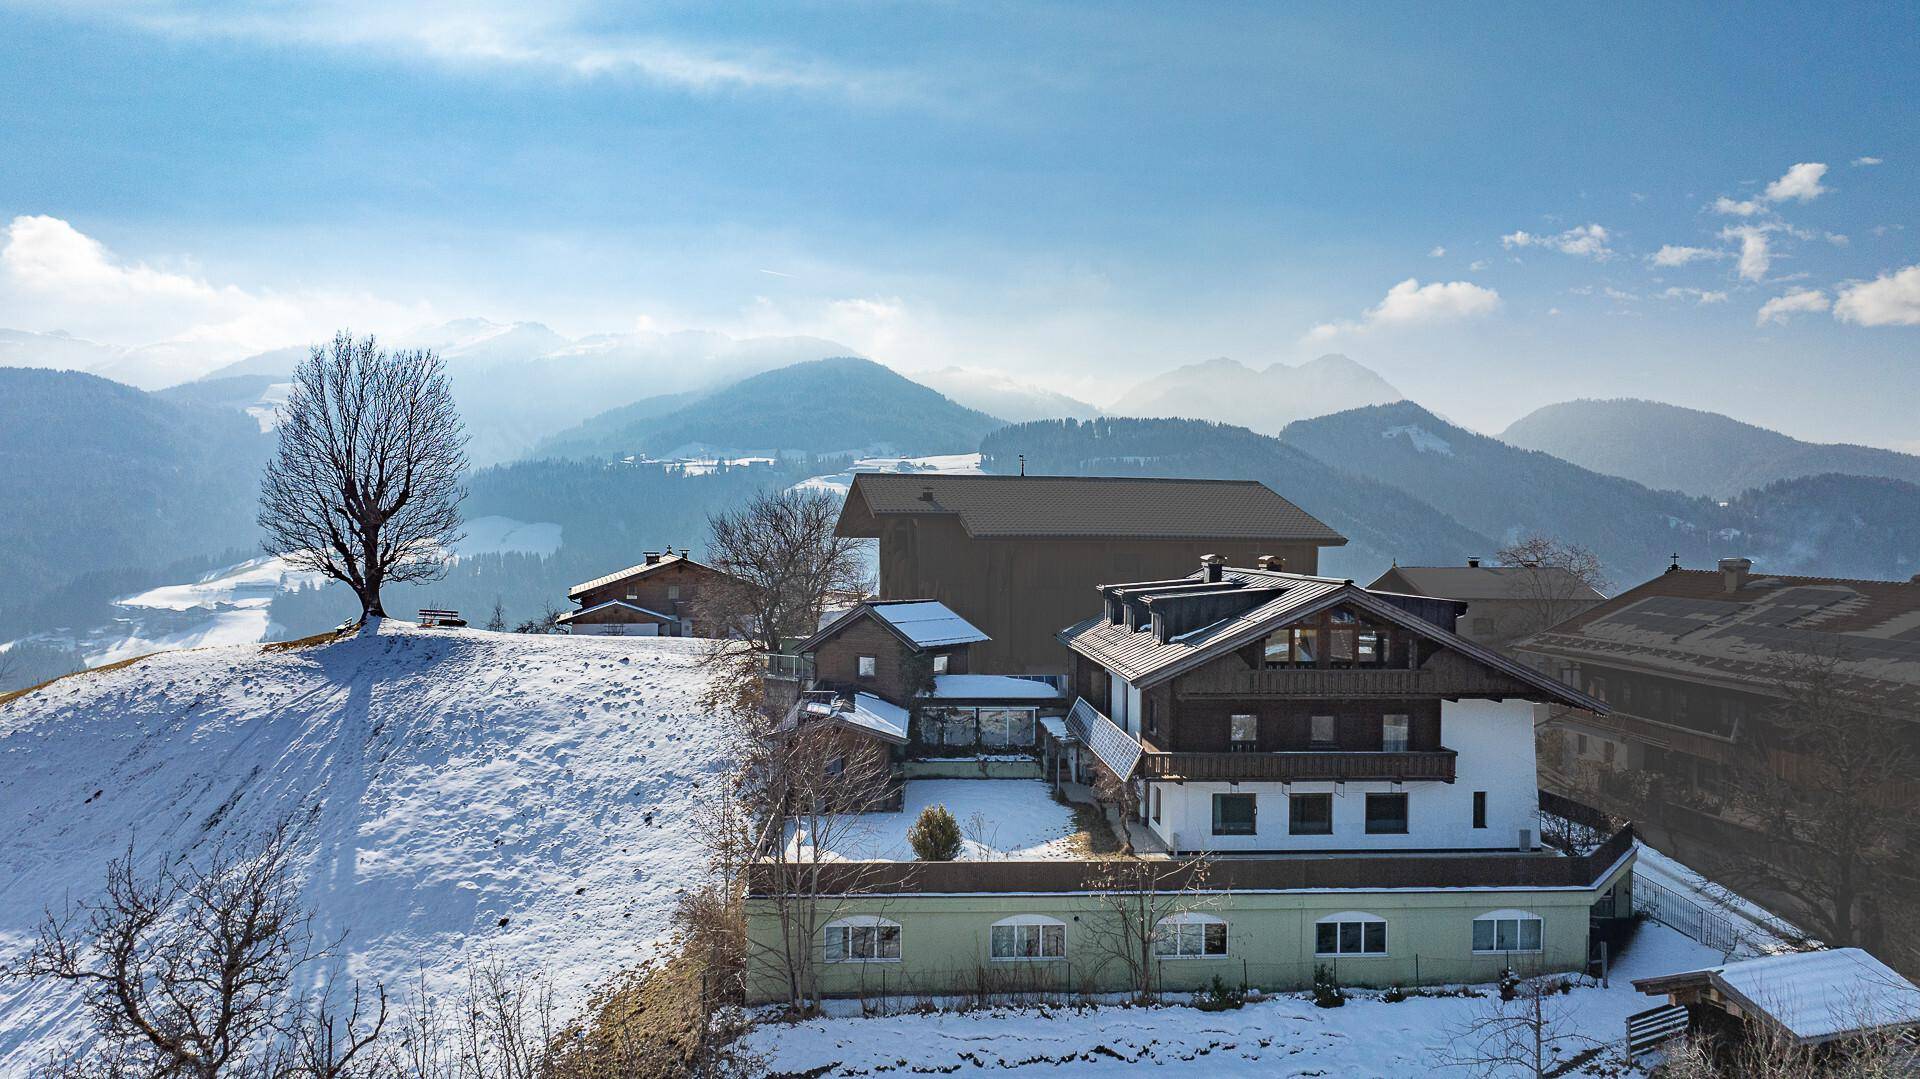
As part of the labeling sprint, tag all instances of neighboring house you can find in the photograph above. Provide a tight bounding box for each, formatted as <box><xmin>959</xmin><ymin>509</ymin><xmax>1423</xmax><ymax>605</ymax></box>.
<box><xmin>833</xmin><ymin>473</ymin><xmax>1348</xmax><ymax>679</ymax></box>
<box><xmin>1369</xmin><ymin>559</ymin><xmax>1607</xmax><ymax>656</ymax></box>
<box><xmin>745</xmin><ymin>558</ymin><xmax>1635</xmax><ymax>1004</ymax></box>
<box><xmin>556</xmin><ymin>550</ymin><xmax>733</xmax><ymax>636</ymax></box>
<box><xmin>1516</xmin><ymin>557</ymin><xmax>1920</xmax><ymax>938</ymax></box>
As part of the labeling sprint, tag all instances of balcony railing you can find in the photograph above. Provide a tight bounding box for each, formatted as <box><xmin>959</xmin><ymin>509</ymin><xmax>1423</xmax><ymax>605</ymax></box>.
<box><xmin>762</xmin><ymin>652</ymin><xmax>814</xmax><ymax>681</ymax></box>
<box><xmin>1138</xmin><ymin>748</ymin><xmax>1457</xmax><ymax>783</ymax></box>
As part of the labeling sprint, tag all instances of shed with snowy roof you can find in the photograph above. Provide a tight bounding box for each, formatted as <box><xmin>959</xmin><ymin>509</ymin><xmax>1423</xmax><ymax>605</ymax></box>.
<box><xmin>1633</xmin><ymin>948</ymin><xmax>1920</xmax><ymax>1047</ymax></box>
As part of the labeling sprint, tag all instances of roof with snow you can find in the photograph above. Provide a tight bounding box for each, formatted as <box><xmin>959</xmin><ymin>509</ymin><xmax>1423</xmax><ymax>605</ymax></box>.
<box><xmin>801</xmin><ymin>599</ymin><xmax>990</xmax><ymax>653</ymax></box>
<box><xmin>1634</xmin><ymin>948</ymin><xmax>1920</xmax><ymax>1045</ymax></box>
<box><xmin>567</xmin><ymin>553</ymin><xmax>725</xmax><ymax>600</ymax></box>
<box><xmin>1518</xmin><ymin>567</ymin><xmax>1920</xmax><ymax>709</ymax></box>
<box><xmin>554</xmin><ymin>599</ymin><xmax>675</xmax><ymax>624</ymax></box>
<box><xmin>802</xmin><ymin>691</ymin><xmax>909</xmax><ymax>744</ymax></box>
<box><xmin>835</xmin><ymin>473</ymin><xmax>1347</xmax><ymax>543</ymax></box>
<box><xmin>924</xmin><ymin>674</ymin><xmax>1063</xmax><ymax>700</ymax></box>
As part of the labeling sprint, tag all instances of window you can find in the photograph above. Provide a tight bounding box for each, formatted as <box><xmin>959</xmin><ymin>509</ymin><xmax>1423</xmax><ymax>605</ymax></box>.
<box><xmin>1365</xmin><ymin>793</ymin><xmax>1409</xmax><ymax>835</ymax></box>
<box><xmin>1472</xmin><ymin>791</ymin><xmax>1488</xmax><ymax>829</ymax></box>
<box><xmin>991</xmin><ymin>916</ymin><xmax>1066</xmax><ymax>961</ymax></box>
<box><xmin>938</xmin><ymin>707</ymin><xmax>978</xmax><ymax>746</ymax></box>
<box><xmin>1262</xmin><ymin>627</ymin><xmax>1319</xmax><ymax>668</ymax></box>
<box><xmin>1145</xmin><ymin>698</ymin><xmax>1158</xmax><ymax>737</ymax></box>
<box><xmin>1472</xmin><ymin>911</ymin><xmax>1543</xmax><ymax>953</ymax></box>
<box><xmin>1229</xmin><ymin>713</ymin><xmax>1258</xmax><ymax>752</ymax></box>
<box><xmin>1212</xmin><ymin>793</ymin><xmax>1256</xmax><ymax>835</ymax></box>
<box><xmin>857</xmin><ymin>655</ymin><xmax>877</xmax><ymax>678</ymax></box>
<box><xmin>667</xmin><ymin>585</ymin><xmax>680</xmax><ymax>601</ymax></box>
<box><xmin>1382</xmin><ymin>714</ymin><xmax>1410</xmax><ymax>753</ymax></box>
<box><xmin>1310</xmin><ymin>714</ymin><xmax>1338</xmax><ymax>747</ymax></box>
<box><xmin>1356</xmin><ymin>629</ymin><xmax>1387</xmax><ymax>666</ymax></box>
<box><xmin>979</xmin><ymin>708</ymin><xmax>1036</xmax><ymax>747</ymax></box>
<box><xmin>1151</xmin><ymin>786</ymin><xmax>1162</xmax><ymax>824</ymax></box>
<box><xmin>825</xmin><ymin>755</ymin><xmax>846</xmax><ymax>780</ymax></box>
<box><xmin>1154</xmin><ymin>913</ymin><xmax>1228</xmax><ymax>958</ymax></box>
<box><xmin>1315</xmin><ymin>913</ymin><xmax>1388</xmax><ymax>956</ymax></box>
<box><xmin>824</xmin><ymin>917</ymin><xmax>901</xmax><ymax>962</ymax></box>
<box><xmin>1576</xmin><ymin>733</ymin><xmax>1590</xmax><ymax>755</ymax></box>
<box><xmin>932</xmin><ymin>653</ymin><xmax>949</xmax><ymax>674</ymax></box>
<box><xmin>626</xmin><ymin>590</ymin><xmax>637</xmax><ymax>600</ymax></box>
<box><xmin>1289</xmin><ymin>793</ymin><xmax>1333</xmax><ymax>835</ymax></box>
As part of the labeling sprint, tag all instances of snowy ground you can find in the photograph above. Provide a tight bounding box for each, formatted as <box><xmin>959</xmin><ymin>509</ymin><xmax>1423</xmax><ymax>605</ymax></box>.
<box><xmin>741</xmin><ymin>922</ymin><xmax>1728</xmax><ymax>1077</ymax></box>
<box><xmin>0</xmin><ymin>622</ymin><xmax>727</xmax><ymax>1065</ymax></box>
<box><xmin>784</xmin><ymin>779</ymin><xmax>1083</xmax><ymax>861</ymax></box>
<box><xmin>793</xmin><ymin>453</ymin><xmax>985</xmax><ymax>497</ymax></box>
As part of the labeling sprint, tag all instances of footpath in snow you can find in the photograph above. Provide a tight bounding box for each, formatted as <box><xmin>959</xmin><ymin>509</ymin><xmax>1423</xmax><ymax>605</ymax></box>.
<box><xmin>0</xmin><ymin>622</ymin><xmax>727</xmax><ymax>1065</ymax></box>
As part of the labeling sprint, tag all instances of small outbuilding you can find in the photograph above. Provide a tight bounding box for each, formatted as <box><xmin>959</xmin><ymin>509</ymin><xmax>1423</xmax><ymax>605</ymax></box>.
<box><xmin>1631</xmin><ymin>948</ymin><xmax>1920</xmax><ymax>1053</ymax></box>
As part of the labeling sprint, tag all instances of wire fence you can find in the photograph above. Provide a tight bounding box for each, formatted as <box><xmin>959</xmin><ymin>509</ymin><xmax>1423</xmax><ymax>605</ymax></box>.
<box><xmin>1634</xmin><ymin>875</ymin><xmax>1739</xmax><ymax>954</ymax></box>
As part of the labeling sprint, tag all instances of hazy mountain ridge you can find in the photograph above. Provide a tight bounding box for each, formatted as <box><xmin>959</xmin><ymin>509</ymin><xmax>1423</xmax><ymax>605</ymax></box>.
<box><xmin>1107</xmin><ymin>353</ymin><xmax>1404</xmax><ymax>434</ymax></box>
<box><xmin>1501</xmin><ymin>398</ymin><xmax>1920</xmax><ymax>499</ymax></box>
<box><xmin>910</xmin><ymin>367</ymin><xmax>1102</xmax><ymax>423</ymax></box>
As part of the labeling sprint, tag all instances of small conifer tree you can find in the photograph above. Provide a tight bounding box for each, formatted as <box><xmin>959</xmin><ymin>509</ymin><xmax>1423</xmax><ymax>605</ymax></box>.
<box><xmin>907</xmin><ymin>804</ymin><xmax>964</xmax><ymax>861</ymax></box>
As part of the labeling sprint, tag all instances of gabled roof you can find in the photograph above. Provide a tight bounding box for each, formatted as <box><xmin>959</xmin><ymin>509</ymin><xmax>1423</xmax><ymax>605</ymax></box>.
<box><xmin>1058</xmin><ymin>565</ymin><xmax>1606</xmax><ymax>711</ymax></box>
<box><xmin>835</xmin><ymin>473</ymin><xmax>1347</xmax><ymax>544</ymax></box>
<box><xmin>1633</xmin><ymin>948</ymin><xmax>1920</xmax><ymax>1045</ymax></box>
<box><xmin>1371</xmin><ymin>565</ymin><xmax>1608</xmax><ymax>604</ymax></box>
<box><xmin>799</xmin><ymin>599</ymin><xmax>990</xmax><ymax>654</ymax></box>
<box><xmin>554</xmin><ymin>599</ymin><xmax>675</xmax><ymax>624</ymax></box>
<box><xmin>1517</xmin><ymin>568</ymin><xmax>1920</xmax><ymax>708</ymax></box>
<box><xmin>925</xmin><ymin>674</ymin><xmax>1062</xmax><ymax>700</ymax></box>
<box><xmin>568</xmin><ymin>553</ymin><xmax>723</xmax><ymax>600</ymax></box>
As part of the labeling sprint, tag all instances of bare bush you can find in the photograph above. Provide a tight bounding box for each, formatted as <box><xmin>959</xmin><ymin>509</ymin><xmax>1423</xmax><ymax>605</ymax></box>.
<box><xmin>1442</xmin><ymin>971</ymin><xmax>1594</xmax><ymax>1077</ymax></box>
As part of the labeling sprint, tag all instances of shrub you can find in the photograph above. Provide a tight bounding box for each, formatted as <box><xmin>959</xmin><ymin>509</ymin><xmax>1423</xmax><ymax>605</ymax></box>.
<box><xmin>1497</xmin><ymin>967</ymin><xmax>1521</xmax><ymax>1002</ymax></box>
<box><xmin>1192</xmin><ymin>975</ymin><xmax>1246</xmax><ymax>1012</ymax></box>
<box><xmin>1382</xmin><ymin>984</ymin><xmax>1408</xmax><ymax>1003</ymax></box>
<box><xmin>1311</xmin><ymin>964</ymin><xmax>1347</xmax><ymax>1008</ymax></box>
<box><xmin>908</xmin><ymin>804</ymin><xmax>964</xmax><ymax>861</ymax></box>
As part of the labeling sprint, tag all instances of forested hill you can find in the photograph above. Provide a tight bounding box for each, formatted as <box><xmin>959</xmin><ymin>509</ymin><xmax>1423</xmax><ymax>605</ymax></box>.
<box><xmin>0</xmin><ymin>368</ymin><xmax>271</xmax><ymax>616</ymax></box>
<box><xmin>1500</xmin><ymin>397</ymin><xmax>1920</xmax><ymax>499</ymax></box>
<box><xmin>978</xmin><ymin>417</ymin><xmax>1497</xmax><ymax>582</ymax></box>
<box><xmin>533</xmin><ymin>357</ymin><xmax>1006</xmax><ymax>461</ymax></box>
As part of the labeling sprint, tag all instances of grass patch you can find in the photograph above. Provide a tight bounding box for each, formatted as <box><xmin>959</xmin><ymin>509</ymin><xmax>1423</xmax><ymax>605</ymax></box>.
<box><xmin>0</xmin><ymin>652</ymin><xmax>157</xmax><ymax>708</ymax></box>
<box><xmin>1063</xmin><ymin>797</ymin><xmax>1125</xmax><ymax>856</ymax></box>
<box><xmin>261</xmin><ymin>625</ymin><xmax>354</xmax><ymax>653</ymax></box>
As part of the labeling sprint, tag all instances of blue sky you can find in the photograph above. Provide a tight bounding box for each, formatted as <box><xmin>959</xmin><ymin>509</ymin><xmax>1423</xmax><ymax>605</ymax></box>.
<box><xmin>2</xmin><ymin>2</ymin><xmax>1917</xmax><ymax>445</ymax></box>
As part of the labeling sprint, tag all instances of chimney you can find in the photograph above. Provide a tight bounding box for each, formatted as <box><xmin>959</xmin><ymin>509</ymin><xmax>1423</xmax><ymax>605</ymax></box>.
<box><xmin>1719</xmin><ymin>557</ymin><xmax>1752</xmax><ymax>593</ymax></box>
<box><xmin>1202</xmin><ymin>554</ymin><xmax>1225</xmax><ymax>583</ymax></box>
<box><xmin>1018</xmin><ymin>454</ymin><xmax>1026</xmax><ymax>476</ymax></box>
<box><xmin>644</xmin><ymin>551</ymin><xmax>661</xmax><ymax>565</ymax></box>
<box><xmin>918</xmin><ymin>485</ymin><xmax>935</xmax><ymax>503</ymax></box>
<box><xmin>1467</xmin><ymin>557</ymin><xmax>1481</xmax><ymax>568</ymax></box>
<box><xmin>1257</xmin><ymin>554</ymin><xmax>1285</xmax><ymax>572</ymax></box>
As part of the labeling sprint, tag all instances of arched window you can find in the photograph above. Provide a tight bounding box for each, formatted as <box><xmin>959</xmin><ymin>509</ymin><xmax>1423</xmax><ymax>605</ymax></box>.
<box><xmin>1471</xmin><ymin>909</ymin><xmax>1543</xmax><ymax>954</ymax></box>
<box><xmin>1153</xmin><ymin>912</ymin><xmax>1229</xmax><ymax>958</ymax></box>
<box><xmin>824</xmin><ymin>915</ymin><xmax>902</xmax><ymax>963</ymax></box>
<box><xmin>990</xmin><ymin>915</ymin><xmax>1066</xmax><ymax>961</ymax></box>
<box><xmin>1315</xmin><ymin>911</ymin><xmax>1388</xmax><ymax>956</ymax></box>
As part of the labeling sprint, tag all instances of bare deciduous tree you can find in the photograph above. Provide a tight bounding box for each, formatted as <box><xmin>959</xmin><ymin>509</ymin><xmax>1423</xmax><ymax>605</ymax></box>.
<box><xmin>260</xmin><ymin>332</ymin><xmax>467</xmax><ymax>623</ymax></box>
<box><xmin>1442</xmin><ymin>972</ymin><xmax>1595</xmax><ymax>1078</ymax></box>
<box><xmin>1495</xmin><ymin>535</ymin><xmax>1609</xmax><ymax>640</ymax></box>
<box><xmin>1078</xmin><ymin>856</ymin><xmax>1216</xmax><ymax>1002</ymax></box>
<box><xmin>699</xmin><ymin>488</ymin><xmax>870</xmax><ymax>656</ymax></box>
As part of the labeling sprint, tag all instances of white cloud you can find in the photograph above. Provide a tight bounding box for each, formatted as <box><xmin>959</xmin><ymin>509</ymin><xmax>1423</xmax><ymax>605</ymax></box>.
<box><xmin>1713</xmin><ymin>162</ymin><xmax>1830</xmax><ymax>216</ymax></box>
<box><xmin>1661</xmin><ymin>287</ymin><xmax>1729</xmax><ymax>305</ymax></box>
<box><xmin>1853</xmin><ymin>156</ymin><xmax>1884</xmax><ymax>167</ymax></box>
<box><xmin>1469</xmin><ymin>259</ymin><xmax>1489</xmax><ymax>271</ymax></box>
<box><xmin>1428</xmin><ymin>246</ymin><xmax>1446</xmax><ymax>258</ymax></box>
<box><xmin>1500</xmin><ymin>223</ymin><xmax>1612</xmax><ymax>260</ymax></box>
<box><xmin>0</xmin><ymin>215</ymin><xmax>432</xmax><ymax>381</ymax></box>
<box><xmin>1756</xmin><ymin>288</ymin><xmax>1830</xmax><ymax>325</ymax></box>
<box><xmin>1649</xmin><ymin>244</ymin><xmax>1726</xmax><ymax>267</ymax></box>
<box><xmin>1719</xmin><ymin>224</ymin><xmax>1777</xmax><ymax>281</ymax></box>
<box><xmin>1712</xmin><ymin>196</ymin><xmax>1767</xmax><ymax>217</ymax></box>
<box><xmin>1306</xmin><ymin>278</ymin><xmax>1500</xmax><ymax>340</ymax></box>
<box><xmin>1833</xmin><ymin>264</ymin><xmax>1920</xmax><ymax>326</ymax></box>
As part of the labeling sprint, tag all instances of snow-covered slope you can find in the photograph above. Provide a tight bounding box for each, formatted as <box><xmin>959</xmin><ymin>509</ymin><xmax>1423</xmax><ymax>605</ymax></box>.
<box><xmin>0</xmin><ymin>623</ymin><xmax>728</xmax><ymax>1063</ymax></box>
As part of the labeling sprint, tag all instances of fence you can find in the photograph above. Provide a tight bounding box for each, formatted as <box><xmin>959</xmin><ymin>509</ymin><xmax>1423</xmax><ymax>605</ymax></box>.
<box><xmin>1634</xmin><ymin>875</ymin><xmax>1739</xmax><ymax>954</ymax></box>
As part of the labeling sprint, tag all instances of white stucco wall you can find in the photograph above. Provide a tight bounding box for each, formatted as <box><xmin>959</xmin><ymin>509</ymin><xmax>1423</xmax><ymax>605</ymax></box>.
<box><xmin>1146</xmin><ymin>698</ymin><xmax>1541</xmax><ymax>853</ymax></box>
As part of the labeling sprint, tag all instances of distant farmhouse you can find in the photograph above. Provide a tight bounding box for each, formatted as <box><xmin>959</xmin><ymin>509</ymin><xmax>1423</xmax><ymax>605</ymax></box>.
<box><xmin>833</xmin><ymin>474</ymin><xmax>1348</xmax><ymax>679</ymax></box>
<box><xmin>1369</xmin><ymin>559</ymin><xmax>1607</xmax><ymax>655</ymax></box>
<box><xmin>557</xmin><ymin>550</ymin><xmax>735</xmax><ymax>637</ymax></box>
<box><xmin>749</xmin><ymin>557</ymin><xmax>1634</xmax><ymax>1003</ymax></box>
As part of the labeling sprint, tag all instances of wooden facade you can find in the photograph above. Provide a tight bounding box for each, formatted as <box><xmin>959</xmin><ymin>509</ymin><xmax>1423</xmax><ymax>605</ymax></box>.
<box><xmin>562</xmin><ymin>554</ymin><xmax>734</xmax><ymax>637</ymax></box>
<box><xmin>807</xmin><ymin>612</ymin><xmax>971</xmax><ymax>703</ymax></box>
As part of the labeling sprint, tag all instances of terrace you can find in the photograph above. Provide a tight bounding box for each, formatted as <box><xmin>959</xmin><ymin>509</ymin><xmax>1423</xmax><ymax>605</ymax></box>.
<box><xmin>781</xmin><ymin>778</ymin><xmax>1109</xmax><ymax>863</ymax></box>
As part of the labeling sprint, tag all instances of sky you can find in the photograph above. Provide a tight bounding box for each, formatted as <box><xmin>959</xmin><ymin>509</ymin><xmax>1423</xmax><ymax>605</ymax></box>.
<box><xmin>1</xmin><ymin>1</ymin><xmax>1917</xmax><ymax>447</ymax></box>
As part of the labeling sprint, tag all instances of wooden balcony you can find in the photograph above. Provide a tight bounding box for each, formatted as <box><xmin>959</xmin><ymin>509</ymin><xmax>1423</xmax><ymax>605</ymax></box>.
<box><xmin>1138</xmin><ymin>747</ymin><xmax>1458</xmax><ymax>783</ymax></box>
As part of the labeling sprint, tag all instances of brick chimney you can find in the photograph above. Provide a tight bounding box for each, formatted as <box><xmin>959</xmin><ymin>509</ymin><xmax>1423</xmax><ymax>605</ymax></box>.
<box><xmin>1719</xmin><ymin>557</ymin><xmax>1752</xmax><ymax>593</ymax></box>
<box><xmin>644</xmin><ymin>551</ymin><xmax>661</xmax><ymax>565</ymax></box>
<box><xmin>1202</xmin><ymin>554</ymin><xmax>1225</xmax><ymax>583</ymax></box>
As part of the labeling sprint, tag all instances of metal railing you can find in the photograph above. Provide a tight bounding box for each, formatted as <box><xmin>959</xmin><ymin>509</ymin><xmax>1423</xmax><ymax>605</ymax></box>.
<box><xmin>763</xmin><ymin>652</ymin><xmax>814</xmax><ymax>681</ymax></box>
<box><xmin>1634</xmin><ymin>875</ymin><xmax>1739</xmax><ymax>954</ymax></box>
<box><xmin>1140</xmin><ymin>748</ymin><xmax>1457</xmax><ymax>783</ymax></box>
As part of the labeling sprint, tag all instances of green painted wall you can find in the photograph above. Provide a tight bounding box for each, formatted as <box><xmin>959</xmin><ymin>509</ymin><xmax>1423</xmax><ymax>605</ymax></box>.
<box><xmin>746</xmin><ymin>861</ymin><xmax>1632</xmax><ymax>1004</ymax></box>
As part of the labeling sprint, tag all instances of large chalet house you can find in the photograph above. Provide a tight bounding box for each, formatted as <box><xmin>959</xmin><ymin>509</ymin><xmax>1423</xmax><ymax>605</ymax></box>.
<box><xmin>556</xmin><ymin>550</ymin><xmax>735</xmax><ymax>637</ymax></box>
<box><xmin>1517</xmin><ymin>557</ymin><xmax>1920</xmax><ymax>949</ymax></box>
<box><xmin>745</xmin><ymin>557</ymin><xmax>1636</xmax><ymax>1004</ymax></box>
<box><xmin>832</xmin><ymin>474</ymin><xmax>1348</xmax><ymax>679</ymax></box>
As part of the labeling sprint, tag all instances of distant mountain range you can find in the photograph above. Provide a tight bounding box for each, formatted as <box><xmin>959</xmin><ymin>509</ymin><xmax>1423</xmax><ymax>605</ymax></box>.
<box><xmin>1107</xmin><ymin>354</ymin><xmax>1403</xmax><ymax>434</ymax></box>
<box><xmin>1501</xmin><ymin>398</ymin><xmax>1920</xmax><ymax>498</ymax></box>
<box><xmin>534</xmin><ymin>357</ymin><xmax>1007</xmax><ymax>460</ymax></box>
<box><xmin>909</xmin><ymin>367</ymin><xmax>1102</xmax><ymax>423</ymax></box>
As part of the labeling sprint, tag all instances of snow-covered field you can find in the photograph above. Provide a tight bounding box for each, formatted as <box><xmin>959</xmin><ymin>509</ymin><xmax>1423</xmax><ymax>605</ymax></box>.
<box><xmin>784</xmin><ymin>779</ymin><xmax>1083</xmax><ymax>861</ymax></box>
<box><xmin>0</xmin><ymin>622</ymin><xmax>726</xmax><ymax>1064</ymax></box>
<box><xmin>743</xmin><ymin>922</ymin><xmax>1728</xmax><ymax>1077</ymax></box>
<box><xmin>794</xmin><ymin>453</ymin><xmax>985</xmax><ymax>497</ymax></box>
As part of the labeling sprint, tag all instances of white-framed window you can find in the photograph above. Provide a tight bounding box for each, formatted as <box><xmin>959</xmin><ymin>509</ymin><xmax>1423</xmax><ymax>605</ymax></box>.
<box><xmin>857</xmin><ymin>655</ymin><xmax>877</xmax><ymax>678</ymax></box>
<box><xmin>1472</xmin><ymin>910</ymin><xmax>1544</xmax><ymax>954</ymax></box>
<box><xmin>1229</xmin><ymin>713</ymin><xmax>1258</xmax><ymax>752</ymax></box>
<box><xmin>1382</xmin><ymin>714</ymin><xmax>1410</xmax><ymax>753</ymax></box>
<box><xmin>667</xmin><ymin>585</ymin><xmax>681</xmax><ymax>601</ymax></box>
<box><xmin>1153</xmin><ymin>912</ymin><xmax>1228</xmax><ymax>958</ymax></box>
<box><xmin>932</xmin><ymin>653</ymin><xmax>950</xmax><ymax>674</ymax></box>
<box><xmin>990</xmin><ymin>915</ymin><xmax>1066</xmax><ymax>961</ymax></box>
<box><xmin>1315</xmin><ymin>911</ymin><xmax>1388</xmax><ymax>956</ymax></box>
<box><xmin>824</xmin><ymin>916</ymin><xmax>902</xmax><ymax>962</ymax></box>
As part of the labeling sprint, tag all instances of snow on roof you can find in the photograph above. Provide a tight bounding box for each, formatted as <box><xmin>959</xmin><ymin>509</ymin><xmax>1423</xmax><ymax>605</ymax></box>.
<box><xmin>846</xmin><ymin>693</ymin><xmax>909</xmax><ymax>742</ymax></box>
<box><xmin>1636</xmin><ymin>948</ymin><xmax>1920</xmax><ymax>1044</ymax></box>
<box><xmin>925</xmin><ymin>674</ymin><xmax>1061</xmax><ymax>700</ymax></box>
<box><xmin>1038</xmin><ymin>715</ymin><xmax>1071</xmax><ymax>741</ymax></box>
<box><xmin>870</xmin><ymin>601</ymin><xmax>990</xmax><ymax>648</ymax></box>
<box><xmin>553</xmin><ymin>599</ymin><xmax>674</xmax><ymax>624</ymax></box>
